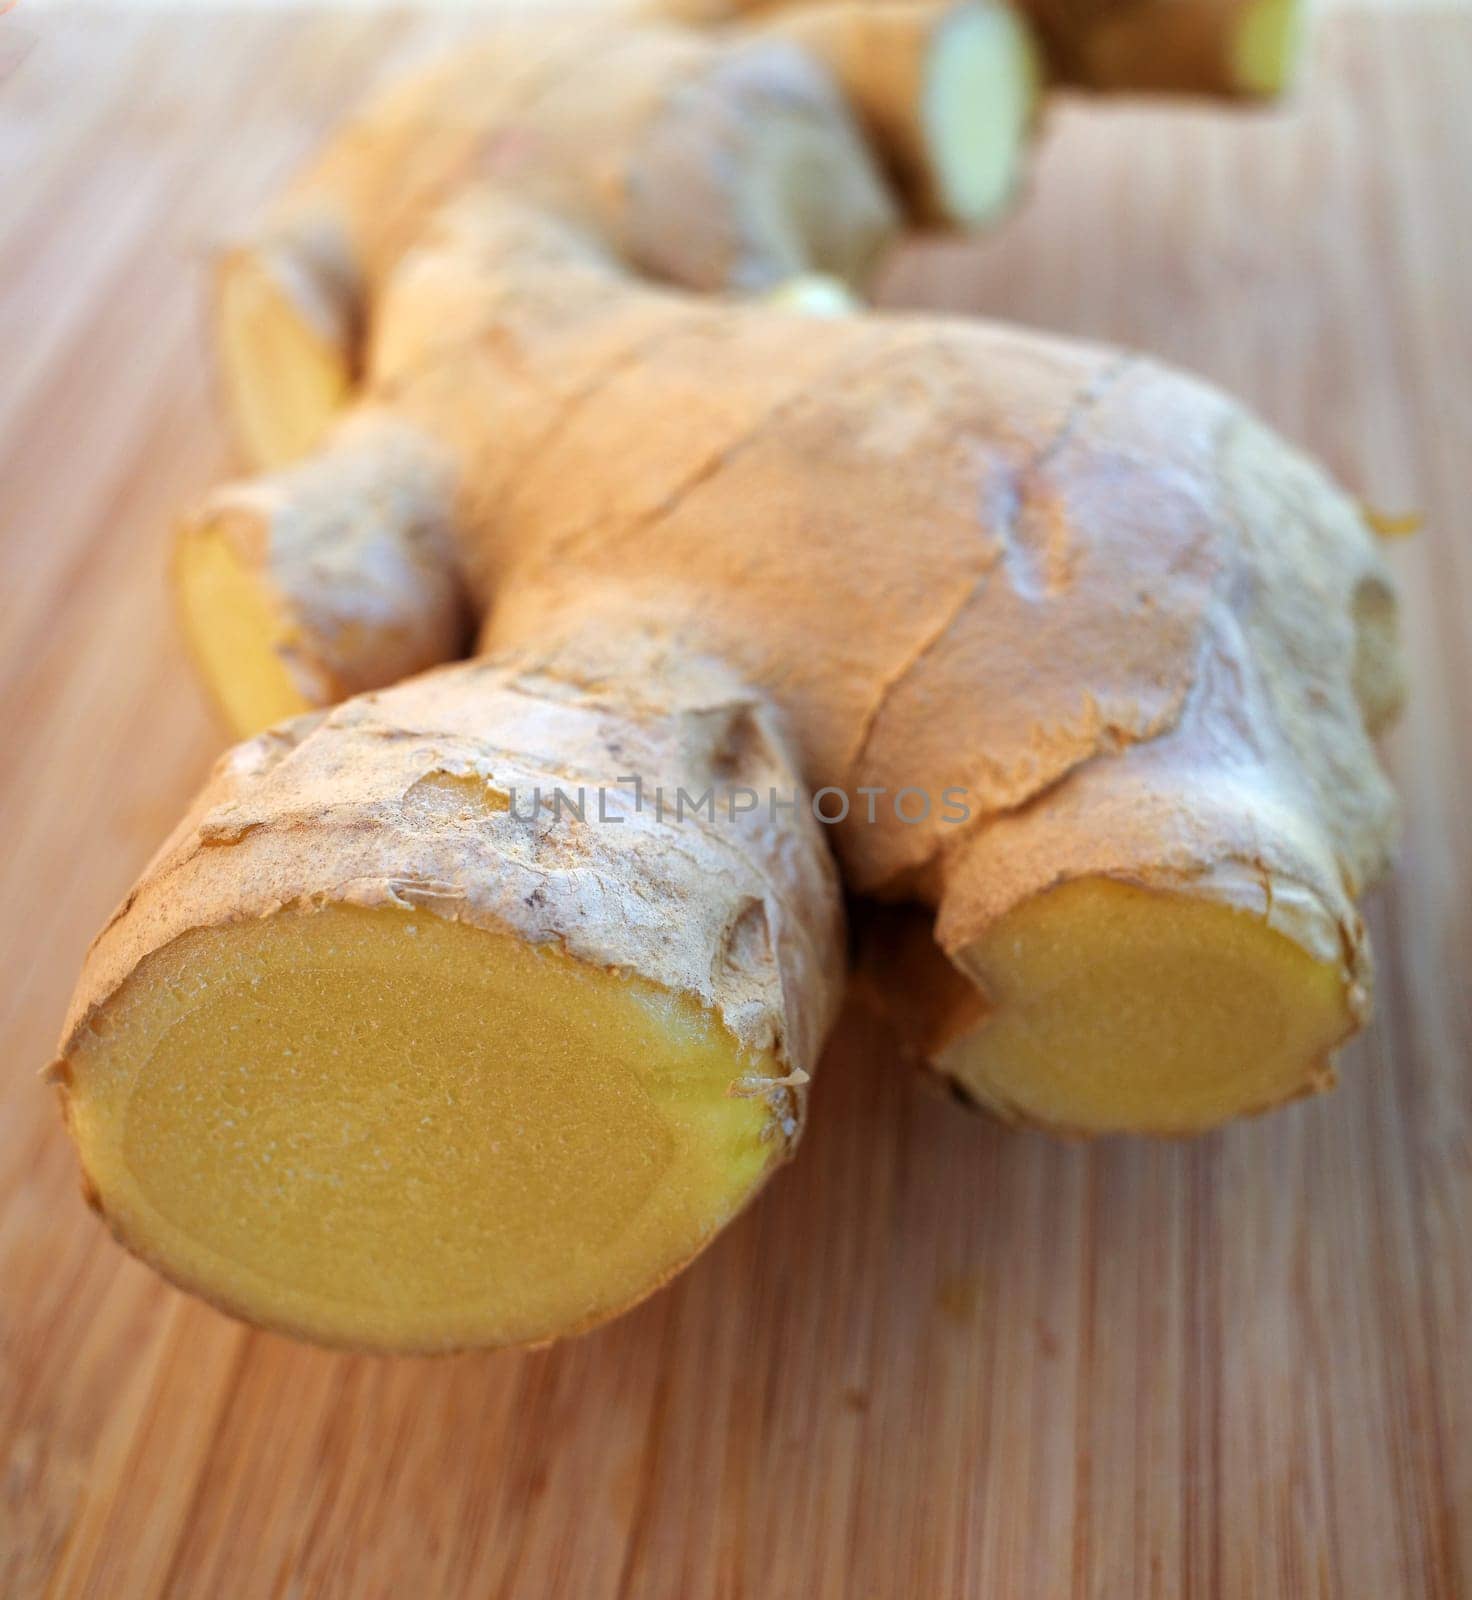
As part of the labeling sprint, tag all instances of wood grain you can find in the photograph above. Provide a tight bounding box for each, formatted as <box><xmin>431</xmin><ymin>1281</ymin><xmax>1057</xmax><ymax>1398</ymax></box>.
<box><xmin>1</xmin><ymin>8</ymin><xmax>1468</xmax><ymax>1596</ymax></box>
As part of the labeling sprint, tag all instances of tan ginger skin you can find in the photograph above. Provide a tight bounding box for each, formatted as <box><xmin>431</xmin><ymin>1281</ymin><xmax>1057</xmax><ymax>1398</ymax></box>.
<box><xmin>664</xmin><ymin>0</ymin><xmax>1306</xmax><ymax>97</ymax></box>
<box><xmin>52</xmin><ymin>0</ymin><xmax>1403</xmax><ymax>1352</ymax></box>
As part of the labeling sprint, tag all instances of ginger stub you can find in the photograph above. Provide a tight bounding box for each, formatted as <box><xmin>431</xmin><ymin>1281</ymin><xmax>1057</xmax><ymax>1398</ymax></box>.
<box><xmin>672</xmin><ymin>0</ymin><xmax>1305</xmax><ymax>99</ymax></box>
<box><xmin>55</xmin><ymin>651</ymin><xmax>843</xmax><ymax>1352</ymax></box>
<box><xmin>54</xmin><ymin>0</ymin><xmax>1402</xmax><ymax>1352</ymax></box>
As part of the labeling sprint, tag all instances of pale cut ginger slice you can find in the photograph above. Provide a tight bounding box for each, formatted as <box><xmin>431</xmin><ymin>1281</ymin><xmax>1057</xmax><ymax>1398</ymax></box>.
<box><xmin>175</xmin><ymin>525</ymin><xmax>314</xmax><ymax>736</ymax></box>
<box><xmin>217</xmin><ymin>228</ymin><xmax>357</xmax><ymax>470</ymax></box>
<box><xmin>938</xmin><ymin>878</ymin><xmax>1356</xmax><ymax>1135</ymax></box>
<box><xmin>62</xmin><ymin>908</ymin><xmax>784</xmax><ymax>1352</ymax></box>
<box><xmin>1232</xmin><ymin>0</ymin><xmax>1305</xmax><ymax>96</ymax></box>
<box><xmin>924</xmin><ymin>0</ymin><xmax>1039</xmax><ymax>222</ymax></box>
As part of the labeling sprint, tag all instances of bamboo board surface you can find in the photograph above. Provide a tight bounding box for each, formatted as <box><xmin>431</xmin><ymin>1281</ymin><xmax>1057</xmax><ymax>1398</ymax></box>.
<box><xmin>2</xmin><ymin>7</ymin><xmax>1469</xmax><ymax>1596</ymax></box>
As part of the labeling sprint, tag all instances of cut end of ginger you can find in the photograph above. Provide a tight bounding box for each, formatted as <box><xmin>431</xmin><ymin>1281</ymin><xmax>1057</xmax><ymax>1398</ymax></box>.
<box><xmin>938</xmin><ymin>877</ymin><xmax>1357</xmax><ymax>1136</ymax></box>
<box><xmin>1232</xmin><ymin>0</ymin><xmax>1304</xmax><ymax>97</ymax></box>
<box><xmin>175</xmin><ymin>522</ymin><xmax>315</xmax><ymax>739</ymax></box>
<box><xmin>924</xmin><ymin>0</ymin><xmax>1038</xmax><ymax>226</ymax></box>
<box><xmin>218</xmin><ymin>248</ymin><xmax>351</xmax><ymax>471</ymax></box>
<box><xmin>61</xmin><ymin>906</ymin><xmax>786</xmax><ymax>1352</ymax></box>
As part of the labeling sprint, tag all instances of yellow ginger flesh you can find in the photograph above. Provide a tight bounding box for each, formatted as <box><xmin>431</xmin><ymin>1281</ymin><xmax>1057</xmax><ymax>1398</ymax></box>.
<box><xmin>64</xmin><ymin>907</ymin><xmax>784</xmax><ymax>1352</ymax></box>
<box><xmin>176</xmin><ymin>527</ymin><xmax>312</xmax><ymax>735</ymax></box>
<box><xmin>940</xmin><ymin>878</ymin><xmax>1357</xmax><ymax>1134</ymax></box>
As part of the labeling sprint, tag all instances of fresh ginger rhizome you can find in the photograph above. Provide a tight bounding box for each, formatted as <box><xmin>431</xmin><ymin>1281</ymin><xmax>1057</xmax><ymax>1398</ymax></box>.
<box><xmin>54</xmin><ymin>0</ymin><xmax>1401</xmax><ymax>1352</ymax></box>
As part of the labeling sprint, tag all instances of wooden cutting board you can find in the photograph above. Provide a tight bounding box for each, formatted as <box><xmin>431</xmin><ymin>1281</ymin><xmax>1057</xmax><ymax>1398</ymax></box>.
<box><xmin>2</xmin><ymin>7</ymin><xmax>1468</xmax><ymax>1596</ymax></box>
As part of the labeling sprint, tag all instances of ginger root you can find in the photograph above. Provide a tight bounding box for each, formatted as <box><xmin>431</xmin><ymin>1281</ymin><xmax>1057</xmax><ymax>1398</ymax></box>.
<box><xmin>1027</xmin><ymin>0</ymin><xmax>1306</xmax><ymax>96</ymax></box>
<box><xmin>54</xmin><ymin>0</ymin><xmax>1402</xmax><ymax>1352</ymax></box>
<box><xmin>669</xmin><ymin>0</ymin><xmax>1305</xmax><ymax>99</ymax></box>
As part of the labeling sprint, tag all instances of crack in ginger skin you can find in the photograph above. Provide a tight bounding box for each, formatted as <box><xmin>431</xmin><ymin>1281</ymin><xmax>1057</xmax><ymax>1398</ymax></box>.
<box><xmin>53</xmin><ymin>0</ymin><xmax>1405</xmax><ymax>1351</ymax></box>
<box><xmin>841</xmin><ymin>351</ymin><xmax>1142</xmax><ymax>790</ymax></box>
